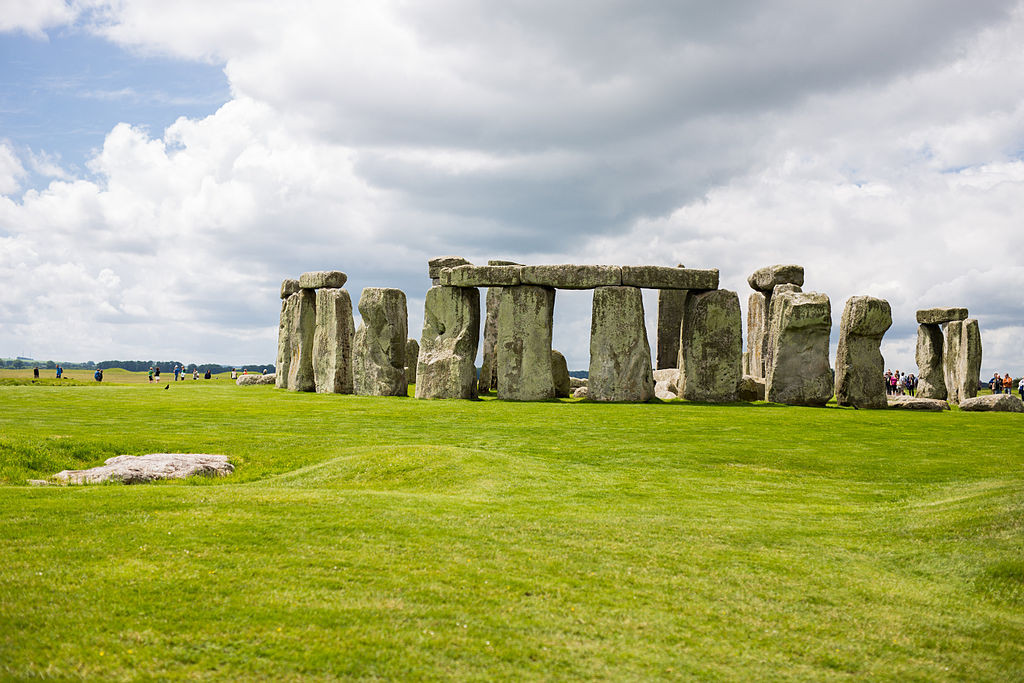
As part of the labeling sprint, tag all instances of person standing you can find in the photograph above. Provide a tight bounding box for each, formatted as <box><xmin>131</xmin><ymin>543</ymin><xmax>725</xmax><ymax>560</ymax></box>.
<box><xmin>55</xmin><ymin>365</ymin><xmax>62</xmax><ymax>379</ymax></box>
<box><xmin>1018</xmin><ymin>376</ymin><xmax>1024</xmax><ymax>400</ymax></box>
<box><xmin>154</xmin><ymin>366</ymin><xmax>161</xmax><ymax>382</ymax></box>
<box><xmin>231</xmin><ymin>368</ymin><xmax>238</xmax><ymax>380</ymax></box>
<box><xmin>148</xmin><ymin>366</ymin><xmax>154</xmax><ymax>383</ymax></box>
<box><xmin>33</xmin><ymin>366</ymin><xmax>39</xmax><ymax>379</ymax></box>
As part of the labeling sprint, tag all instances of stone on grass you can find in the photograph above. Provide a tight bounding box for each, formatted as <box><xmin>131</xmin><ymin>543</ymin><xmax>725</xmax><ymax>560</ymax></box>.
<box><xmin>738</xmin><ymin>375</ymin><xmax>766</xmax><ymax>402</ymax></box>
<box><xmin>915</xmin><ymin>324</ymin><xmax>946</xmax><ymax>399</ymax></box>
<box><xmin>299</xmin><ymin>270</ymin><xmax>348</xmax><ymax>289</ymax></box>
<box><xmin>620</xmin><ymin>266</ymin><xmax>719</xmax><ymax>290</ymax></box>
<box><xmin>944</xmin><ymin>319</ymin><xmax>982</xmax><ymax>404</ymax></box>
<box><xmin>652</xmin><ymin>368</ymin><xmax>680</xmax><ymax>386</ymax></box>
<box><xmin>551</xmin><ymin>350</ymin><xmax>571</xmax><ymax>398</ymax></box>
<box><xmin>520</xmin><ymin>264</ymin><xmax>621</xmax><ymax>289</ymax></box>
<box><xmin>959</xmin><ymin>394</ymin><xmax>1024</xmax><ymax>413</ymax></box>
<box><xmin>353</xmin><ymin>287</ymin><xmax>408</xmax><ymax>396</ymax></box>
<box><xmin>765</xmin><ymin>291</ymin><xmax>833</xmax><ymax>406</ymax></box>
<box><xmin>285</xmin><ymin>289</ymin><xmax>317</xmax><ymax>392</ymax></box>
<box><xmin>887</xmin><ymin>395</ymin><xmax>950</xmax><ymax>411</ymax></box>
<box><xmin>569</xmin><ymin>377</ymin><xmax>588</xmax><ymax>389</ymax></box>
<box><xmin>405</xmin><ymin>338</ymin><xmax>419</xmax><ymax>385</ymax></box>
<box><xmin>915</xmin><ymin>307</ymin><xmax>968</xmax><ymax>325</ymax></box>
<box><xmin>496</xmin><ymin>285</ymin><xmax>556</xmax><ymax>401</ymax></box>
<box><xmin>573</xmin><ymin>386</ymin><xmax>589</xmax><ymax>398</ymax></box>
<box><xmin>678</xmin><ymin>289</ymin><xmax>743</xmax><ymax>402</ymax></box>
<box><xmin>280</xmin><ymin>278</ymin><xmax>299</xmax><ymax>299</ymax></box>
<box><xmin>428</xmin><ymin>256</ymin><xmax>471</xmax><ymax>279</ymax></box>
<box><xmin>834</xmin><ymin>296</ymin><xmax>892</xmax><ymax>409</ymax></box>
<box><xmin>237</xmin><ymin>373</ymin><xmax>276</xmax><ymax>386</ymax></box>
<box><xmin>588</xmin><ymin>286</ymin><xmax>655</xmax><ymax>402</ymax></box>
<box><xmin>312</xmin><ymin>288</ymin><xmax>355</xmax><ymax>394</ymax></box>
<box><xmin>654</xmin><ymin>383</ymin><xmax>677</xmax><ymax>400</ymax></box>
<box><xmin>275</xmin><ymin>298</ymin><xmax>293</xmax><ymax>389</ymax></box>
<box><xmin>747</xmin><ymin>264</ymin><xmax>805</xmax><ymax>293</ymax></box>
<box><xmin>415</xmin><ymin>285</ymin><xmax>480</xmax><ymax>399</ymax></box>
<box><xmin>53</xmin><ymin>453</ymin><xmax>233</xmax><ymax>485</ymax></box>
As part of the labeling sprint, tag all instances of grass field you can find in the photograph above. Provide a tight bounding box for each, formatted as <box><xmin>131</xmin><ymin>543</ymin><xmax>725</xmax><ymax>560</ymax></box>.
<box><xmin>1</xmin><ymin>377</ymin><xmax>1022</xmax><ymax>680</ymax></box>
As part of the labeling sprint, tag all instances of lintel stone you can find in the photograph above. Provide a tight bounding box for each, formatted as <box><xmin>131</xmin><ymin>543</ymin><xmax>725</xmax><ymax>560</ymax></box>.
<box><xmin>428</xmin><ymin>256</ymin><xmax>471</xmax><ymax>279</ymax></box>
<box><xmin>520</xmin><ymin>264</ymin><xmax>621</xmax><ymax>289</ymax></box>
<box><xmin>747</xmin><ymin>264</ymin><xmax>804</xmax><ymax>292</ymax></box>
<box><xmin>915</xmin><ymin>307</ymin><xmax>968</xmax><ymax>325</ymax></box>
<box><xmin>441</xmin><ymin>265</ymin><xmax>522</xmax><ymax>287</ymax></box>
<box><xmin>621</xmin><ymin>266</ymin><xmax>718</xmax><ymax>290</ymax></box>
<box><xmin>280</xmin><ymin>278</ymin><xmax>299</xmax><ymax>299</ymax></box>
<box><xmin>299</xmin><ymin>271</ymin><xmax>348</xmax><ymax>289</ymax></box>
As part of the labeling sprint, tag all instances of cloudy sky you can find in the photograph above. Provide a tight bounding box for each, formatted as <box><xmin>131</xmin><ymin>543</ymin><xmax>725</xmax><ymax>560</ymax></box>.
<box><xmin>1</xmin><ymin>1</ymin><xmax>1022</xmax><ymax>374</ymax></box>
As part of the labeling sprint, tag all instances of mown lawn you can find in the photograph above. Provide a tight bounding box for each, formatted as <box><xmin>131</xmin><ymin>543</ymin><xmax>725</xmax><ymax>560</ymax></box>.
<box><xmin>0</xmin><ymin>380</ymin><xmax>1021</xmax><ymax>680</ymax></box>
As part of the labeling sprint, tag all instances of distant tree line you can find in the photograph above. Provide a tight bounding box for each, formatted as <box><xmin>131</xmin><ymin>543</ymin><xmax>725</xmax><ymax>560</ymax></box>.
<box><xmin>1</xmin><ymin>358</ymin><xmax>274</xmax><ymax>374</ymax></box>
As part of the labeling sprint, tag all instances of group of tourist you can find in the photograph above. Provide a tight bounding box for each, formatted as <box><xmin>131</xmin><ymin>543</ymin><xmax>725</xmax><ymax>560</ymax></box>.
<box><xmin>884</xmin><ymin>370</ymin><xmax>918</xmax><ymax>396</ymax></box>
<box><xmin>989</xmin><ymin>372</ymin><xmax>1023</xmax><ymax>398</ymax></box>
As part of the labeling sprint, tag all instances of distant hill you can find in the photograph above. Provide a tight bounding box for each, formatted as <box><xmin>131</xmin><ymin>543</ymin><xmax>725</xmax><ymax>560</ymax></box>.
<box><xmin>0</xmin><ymin>358</ymin><xmax>274</xmax><ymax>374</ymax></box>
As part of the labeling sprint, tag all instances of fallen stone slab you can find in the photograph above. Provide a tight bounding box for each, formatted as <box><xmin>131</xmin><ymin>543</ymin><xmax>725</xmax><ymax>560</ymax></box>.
<box><xmin>916</xmin><ymin>307</ymin><xmax>968</xmax><ymax>325</ymax></box>
<box><xmin>299</xmin><ymin>270</ymin><xmax>348</xmax><ymax>289</ymax></box>
<box><xmin>621</xmin><ymin>266</ymin><xmax>719</xmax><ymax>290</ymax></box>
<box><xmin>653</xmin><ymin>368</ymin><xmax>680</xmax><ymax>386</ymax></box>
<box><xmin>280</xmin><ymin>278</ymin><xmax>300</xmax><ymax>299</ymax></box>
<box><xmin>441</xmin><ymin>265</ymin><xmax>522</xmax><ymax>287</ymax></box>
<box><xmin>654</xmin><ymin>383</ymin><xmax>677</xmax><ymax>400</ymax></box>
<box><xmin>569</xmin><ymin>376</ymin><xmax>588</xmax><ymax>389</ymax></box>
<box><xmin>428</xmin><ymin>256</ymin><xmax>471</xmax><ymax>280</ymax></box>
<box><xmin>959</xmin><ymin>394</ymin><xmax>1024</xmax><ymax>413</ymax></box>
<box><xmin>521</xmin><ymin>264</ymin><xmax>621</xmax><ymax>289</ymax></box>
<box><xmin>53</xmin><ymin>453</ymin><xmax>234</xmax><ymax>485</ymax></box>
<box><xmin>737</xmin><ymin>375</ymin><xmax>766</xmax><ymax>401</ymax></box>
<box><xmin>887</xmin><ymin>395</ymin><xmax>950</xmax><ymax>411</ymax></box>
<box><xmin>572</xmin><ymin>386</ymin><xmax>589</xmax><ymax>398</ymax></box>
<box><xmin>747</xmin><ymin>265</ymin><xmax>805</xmax><ymax>293</ymax></box>
<box><xmin>237</xmin><ymin>373</ymin><xmax>276</xmax><ymax>385</ymax></box>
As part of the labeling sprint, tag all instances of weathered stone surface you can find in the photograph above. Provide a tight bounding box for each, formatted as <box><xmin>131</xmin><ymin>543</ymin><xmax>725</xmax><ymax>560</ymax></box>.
<box><xmin>521</xmin><ymin>264</ymin><xmax>621</xmax><ymax>289</ymax></box>
<box><xmin>280</xmin><ymin>278</ymin><xmax>299</xmax><ymax>299</ymax></box>
<box><xmin>428</xmin><ymin>256</ymin><xmax>471</xmax><ymax>279</ymax></box>
<box><xmin>353</xmin><ymin>287</ymin><xmax>408</xmax><ymax>396</ymax></box>
<box><xmin>312</xmin><ymin>288</ymin><xmax>355</xmax><ymax>394</ymax></box>
<box><xmin>405</xmin><ymin>338</ymin><xmax>419</xmax><ymax>385</ymax></box>
<box><xmin>834</xmin><ymin>296</ymin><xmax>892</xmax><ymax>409</ymax></box>
<box><xmin>488</xmin><ymin>259</ymin><xmax>523</xmax><ymax>267</ymax></box>
<box><xmin>53</xmin><ymin>453</ymin><xmax>233</xmax><ymax>485</ymax></box>
<box><xmin>588</xmin><ymin>286</ymin><xmax>655</xmax><ymax>402</ymax></box>
<box><xmin>944</xmin><ymin>319</ymin><xmax>983</xmax><ymax>404</ymax></box>
<box><xmin>570</xmin><ymin>376</ymin><xmax>588</xmax><ymax>389</ymax></box>
<box><xmin>299</xmin><ymin>270</ymin><xmax>348</xmax><ymax>289</ymax></box>
<box><xmin>959</xmin><ymin>394</ymin><xmax>1024</xmax><ymax>413</ymax></box>
<box><xmin>621</xmin><ymin>266</ymin><xmax>719</xmax><ymax>290</ymax></box>
<box><xmin>573</xmin><ymin>386</ymin><xmax>589</xmax><ymax>398</ymax></box>
<box><xmin>916</xmin><ymin>307</ymin><xmax>968</xmax><ymax>325</ymax></box>
<box><xmin>285</xmin><ymin>289</ymin><xmax>317</xmax><ymax>392</ymax></box>
<box><xmin>654</xmin><ymin>383</ymin><xmax>677</xmax><ymax>400</ymax></box>
<box><xmin>415</xmin><ymin>285</ymin><xmax>480</xmax><ymax>399</ymax></box>
<box><xmin>652</xmin><ymin>368</ymin><xmax>680</xmax><ymax>385</ymax></box>
<box><xmin>441</xmin><ymin>265</ymin><xmax>522</xmax><ymax>287</ymax></box>
<box><xmin>745</xmin><ymin>291</ymin><xmax>769</xmax><ymax>379</ymax></box>
<box><xmin>678</xmin><ymin>289</ymin><xmax>743</xmax><ymax>402</ymax></box>
<box><xmin>738</xmin><ymin>375</ymin><xmax>766</xmax><ymax>402</ymax></box>
<box><xmin>551</xmin><ymin>350</ymin><xmax>571</xmax><ymax>398</ymax></box>
<box><xmin>478</xmin><ymin>286</ymin><xmax>501</xmax><ymax>394</ymax></box>
<box><xmin>657</xmin><ymin>288</ymin><xmax>688</xmax><ymax>370</ymax></box>
<box><xmin>237</xmin><ymin>373</ymin><xmax>276</xmax><ymax>386</ymax></box>
<box><xmin>765</xmin><ymin>291</ymin><xmax>833</xmax><ymax>406</ymax></box>
<box><xmin>653</xmin><ymin>369</ymin><xmax>680</xmax><ymax>398</ymax></box>
<box><xmin>496</xmin><ymin>285</ymin><xmax>556</xmax><ymax>401</ymax></box>
<box><xmin>916</xmin><ymin>324</ymin><xmax>946</xmax><ymax>399</ymax></box>
<box><xmin>747</xmin><ymin>264</ymin><xmax>805</xmax><ymax>293</ymax></box>
<box><xmin>275</xmin><ymin>298</ymin><xmax>292</xmax><ymax>389</ymax></box>
<box><xmin>887</xmin><ymin>395</ymin><xmax>950</xmax><ymax>411</ymax></box>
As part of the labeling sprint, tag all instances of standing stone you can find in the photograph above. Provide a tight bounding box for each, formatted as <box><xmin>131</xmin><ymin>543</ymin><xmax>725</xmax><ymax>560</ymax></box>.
<box><xmin>312</xmin><ymin>288</ymin><xmax>355</xmax><ymax>394</ymax></box>
<box><xmin>477</xmin><ymin>260</ymin><xmax>522</xmax><ymax>394</ymax></box>
<box><xmin>285</xmin><ymin>289</ymin><xmax>317</xmax><ymax>392</ymax></box>
<box><xmin>405</xmin><ymin>339</ymin><xmax>420</xmax><ymax>385</ymax></box>
<box><xmin>353</xmin><ymin>288</ymin><xmax>408</xmax><ymax>396</ymax></box>
<box><xmin>677</xmin><ymin>289</ymin><xmax>743</xmax><ymax>402</ymax></box>
<box><xmin>834</xmin><ymin>296</ymin><xmax>892</xmax><ymax>409</ymax></box>
<box><xmin>656</xmin><ymin>264</ymin><xmax>687</xmax><ymax>370</ymax></box>
<box><xmin>761</xmin><ymin>283</ymin><xmax>803</xmax><ymax>380</ymax></box>
<box><xmin>945</xmin><ymin>319</ymin><xmax>982</xmax><ymax>403</ymax></box>
<box><xmin>589</xmin><ymin>286</ymin><xmax>655</xmax><ymax>402</ymax></box>
<box><xmin>280</xmin><ymin>278</ymin><xmax>300</xmax><ymax>299</ymax></box>
<box><xmin>275</xmin><ymin>297</ymin><xmax>293</xmax><ymax>390</ymax></box>
<box><xmin>745</xmin><ymin>291</ymin><xmax>769</xmax><ymax>379</ymax></box>
<box><xmin>765</xmin><ymin>291</ymin><xmax>833</xmax><ymax>406</ymax></box>
<box><xmin>496</xmin><ymin>286</ymin><xmax>555</xmax><ymax>401</ymax></box>
<box><xmin>551</xmin><ymin>350</ymin><xmax>571</xmax><ymax>398</ymax></box>
<box><xmin>415</xmin><ymin>286</ymin><xmax>480</xmax><ymax>400</ymax></box>
<box><xmin>915</xmin><ymin>324</ymin><xmax>946</xmax><ymax>399</ymax></box>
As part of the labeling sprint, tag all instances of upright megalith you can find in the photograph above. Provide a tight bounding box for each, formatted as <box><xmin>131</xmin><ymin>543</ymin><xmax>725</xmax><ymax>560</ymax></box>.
<box><xmin>745</xmin><ymin>266</ymin><xmax>804</xmax><ymax>380</ymax></box>
<box><xmin>761</xmin><ymin>283</ymin><xmax>803</xmax><ymax>378</ymax></box>
<box><xmin>276</xmin><ymin>278</ymin><xmax>301</xmax><ymax>389</ymax></box>
<box><xmin>915</xmin><ymin>324</ymin><xmax>946</xmax><ymax>399</ymax></box>
<box><xmin>496</xmin><ymin>285</ymin><xmax>555</xmax><ymax>401</ymax></box>
<box><xmin>588</xmin><ymin>286</ymin><xmax>655</xmax><ymax>402</ymax></box>
<box><xmin>834</xmin><ymin>296</ymin><xmax>892</xmax><ymax>409</ymax></box>
<box><xmin>677</xmin><ymin>289</ymin><xmax>742</xmax><ymax>402</ymax></box>
<box><xmin>551</xmin><ymin>350</ymin><xmax>571</xmax><ymax>398</ymax></box>
<box><xmin>280</xmin><ymin>278</ymin><xmax>300</xmax><ymax>299</ymax></box>
<box><xmin>656</xmin><ymin>264</ymin><xmax>687</xmax><ymax>370</ymax></box>
<box><xmin>312</xmin><ymin>288</ymin><xmax>355</xmax><ymax>394</ymax></box>
<box><xmin>285</xmin><ymin>288</ymin><xmax>317</xmax><ymax>392</ymax></box>
<box><xmin>478</xmin><ymin>260</ymin><xmax>522</xmax><ymax>394</ymax></box>
<box><xmin>405</xmin><ymin>338</ymin><xmax>419</xmax><ymax>385</ymax></box>
<box><xmin>353</xmin><ymin>288</ymin><xmax>408</xmax><ymax>396</ymax></box>
<box><xmin>944</xmin><ymin>319</ymin><xmax>982</xmax><ymax>403</ymax></box>
<box><xmin>765</xmin><ymin>290</ymin><xmax>833</xmax><ymax>406</ymax></box>
<box><xmin>415</xmin><ymin>286</ymin><xmax>480</xmax><ymax>400</ymax></box>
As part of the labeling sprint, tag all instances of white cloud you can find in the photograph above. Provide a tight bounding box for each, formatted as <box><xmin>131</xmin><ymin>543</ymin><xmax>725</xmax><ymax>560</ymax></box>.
<box><xmin>0</xmin><ymin>0</ymin><xmax>77</xmax><ymax>38</ymax></box>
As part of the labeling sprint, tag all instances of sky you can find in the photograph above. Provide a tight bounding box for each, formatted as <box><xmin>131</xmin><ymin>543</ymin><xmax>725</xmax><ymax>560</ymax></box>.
<box><xmin>0</xmin><ymin>0</ymin><xmax>1022</xmax><ymax>374</ymax></box>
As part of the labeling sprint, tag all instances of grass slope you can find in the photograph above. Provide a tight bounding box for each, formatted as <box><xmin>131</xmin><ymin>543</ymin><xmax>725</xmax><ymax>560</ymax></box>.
<box><xmin>0</xmin><ymin>381</ymin><xmax>1022</xmax><ymax>680</ymax></box>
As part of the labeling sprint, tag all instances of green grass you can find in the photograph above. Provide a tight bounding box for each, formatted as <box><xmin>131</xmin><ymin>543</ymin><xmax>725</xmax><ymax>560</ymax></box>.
<box><xmin>1</xmin><ymin>380</ymin><xmax>1022</xmax><ymax>680</ymax></box>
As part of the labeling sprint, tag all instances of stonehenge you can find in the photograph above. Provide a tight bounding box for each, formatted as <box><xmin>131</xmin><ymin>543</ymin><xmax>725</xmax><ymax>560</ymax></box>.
<box><xmin>354</xmin><ymin>287</ymin><xmax>408</xmax><ymax>396</ymax></box>
<box><xmin>656</xmin><ymin>264</ymin><xmax>687</xmax><ymax>370</ymax></box>
<box><xmin>285</xmin><ymin>288</ymin><xmax>317</xmax><ymax>392</ymax></box>
<box><xmin>551</xmin><ymin>350</ymin><xmax>571</xmax><ymax>398</ymax></box>
<box><xmin>496</xmin><ymin>285</ymin><xmax>556</xmax><ymax>401</ymax></box>
<box><xmin>677</xmin><ymin>289</ymin><xmax>743</xmax><ymax>402</ymax></box>
<box><xmin>478</xmin><ymin>260</ymin><xmax>522</xmax><ymax>394</ymax></box>
<box><xmin>914</xmin><ymin>307</ymin><xmax>981</xmax><ymax>402</ymax></box>
<box><xmin>277</xmin><ymin>272</ymin><xmax>353</xmax><ymax>393</ymax></box>
<box><xmin>765</xmin><ymin>290</ymin><xmax>833</xmax><ymax>406</ymax></box>
<box><xmin>414</xmin><ymin>285</ymin><xmax>480</xmax><ymax>399</ymax></box>
<box><xmin>745</xmin><ymin>265</ymin><xmax>804</xmax><ymax>379</ymax></box>
<box><xmin>834</xmin><ymin>296</ymin><xmax>892</xmax><ymax>409</ymax></box>
<box><xmin>915</xmin><ymin>324</ymin><xmax>946</xmax><ymax>399</ymax></box>
<box><xmin>588</xmin><ymin>286</ymin><xmax>655</xmax><ymax>402</ymax></box>
<box><xmin>312</xmin><ymin>287</ymin><xmax>355</xmax><ymax>394</ymax></box>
